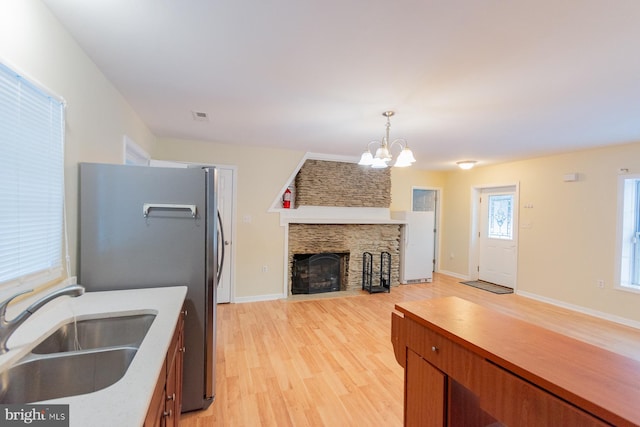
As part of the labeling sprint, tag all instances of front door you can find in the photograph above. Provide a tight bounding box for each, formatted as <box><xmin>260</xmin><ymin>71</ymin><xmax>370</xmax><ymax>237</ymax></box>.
<box><xmin>478</xmin><ymin>186</ymin><xmax>517</xmax><ymax>288</ymax></box>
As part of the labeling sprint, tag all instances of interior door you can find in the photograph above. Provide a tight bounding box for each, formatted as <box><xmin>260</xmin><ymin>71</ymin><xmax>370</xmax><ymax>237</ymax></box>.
<box><xmin>478</xmin><ymin>187</ymin><xmax>517</xmax><ymax>288</ymax></box>
<box><xmin>411</xmin><ymin>188</ymin><xmax>438</xmax><ymax>277</ymax></box>
<box><xmin>215</xmin><ymin>168</ymin><xmax>233</xmax><ymax>303</ymax></box>
<box><xmin>150</xmin><ymin>159</ymin><xmax>235</xmax><ymax>302</ymax></box>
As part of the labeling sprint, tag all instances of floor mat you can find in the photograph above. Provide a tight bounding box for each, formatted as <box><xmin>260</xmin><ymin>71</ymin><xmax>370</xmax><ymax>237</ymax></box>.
<box><xmin>459</xmin><ymin>280</ymin><xmax>514</xmax><ymax>294</ymax></box>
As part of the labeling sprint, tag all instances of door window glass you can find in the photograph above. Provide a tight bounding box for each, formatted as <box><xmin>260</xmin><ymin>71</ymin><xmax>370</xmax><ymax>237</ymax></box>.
<box><xmin>412</xmin><ymin>189</ymin><xmax>436</xmax><ymax>212</ymax></box>
<box><xmin>487</xmin><ymin>194</ymin><xmax>513</xmax><ymax>240</ymax></box>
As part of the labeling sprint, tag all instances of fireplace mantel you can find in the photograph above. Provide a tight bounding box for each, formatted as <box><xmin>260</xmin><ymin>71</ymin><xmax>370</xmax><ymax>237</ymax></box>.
<box><xmin>279</xmin><ymin>206</ymin><xmax>406</xmax><ymax>226</ymax></box>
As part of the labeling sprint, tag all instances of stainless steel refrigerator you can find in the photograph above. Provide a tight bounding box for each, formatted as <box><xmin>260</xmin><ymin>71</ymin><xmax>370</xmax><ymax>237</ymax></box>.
<box><xmin>78</xmin><ymin>162</ymin><xmax>220</xmax><ymax>412</ymax></box>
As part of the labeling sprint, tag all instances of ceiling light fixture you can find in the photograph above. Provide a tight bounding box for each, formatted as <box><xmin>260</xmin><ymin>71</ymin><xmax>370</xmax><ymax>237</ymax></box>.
<box><xmin>358</xmin><ymin>111</ymin><xmax>416</xmax><ymax>168</ymax></box>
<box><xmin>456</xmin><ymin>160</ymin><xmax>477</xmax><ymax>170</ymax></box>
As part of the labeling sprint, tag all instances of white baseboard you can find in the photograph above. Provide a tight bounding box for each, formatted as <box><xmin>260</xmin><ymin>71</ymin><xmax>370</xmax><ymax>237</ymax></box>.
<box><xmin>233</xmin><ymin>293</ymin><xmax>285</xmax><ymax>303</ymax></box>
<box><xmin>517</xmin><ymin>290</ymin><xmax>640</xmax><ymax>330</ymax></box>
<box><xmin>437</xmin><ymin>270</ymin><xmax>470</xmax><ymax>281</ymax></box>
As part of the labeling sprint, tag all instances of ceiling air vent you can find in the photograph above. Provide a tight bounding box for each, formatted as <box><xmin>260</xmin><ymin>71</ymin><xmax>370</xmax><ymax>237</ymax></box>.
<box><xmin>191</xmin><ymin>110</ymin><xmax>209</xmax><ymax>122</ymax></box>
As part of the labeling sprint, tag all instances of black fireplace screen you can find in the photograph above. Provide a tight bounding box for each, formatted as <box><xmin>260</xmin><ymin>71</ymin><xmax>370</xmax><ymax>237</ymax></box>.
<box><xmin>292</xmin><ymin>253</ymin><xmax>347</xmax><ymax>294</ymax></box>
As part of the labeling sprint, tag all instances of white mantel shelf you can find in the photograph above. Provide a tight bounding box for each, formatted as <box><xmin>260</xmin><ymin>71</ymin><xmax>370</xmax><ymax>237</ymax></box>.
<box><xmin>279</xmin><ymin>206</ymin><xmax>406</xmax><ymax>226</ymax></box>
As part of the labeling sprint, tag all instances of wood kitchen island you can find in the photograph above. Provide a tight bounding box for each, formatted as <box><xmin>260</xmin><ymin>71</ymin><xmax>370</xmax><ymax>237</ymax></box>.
<box><xmin>392</xmin><ymin>296</ymin><xmax>640</xmax><ymax>427</ymax></box>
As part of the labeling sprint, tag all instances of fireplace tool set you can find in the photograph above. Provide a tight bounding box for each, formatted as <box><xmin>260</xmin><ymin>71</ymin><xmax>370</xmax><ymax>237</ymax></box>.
<box><xmin>362</xmin><ymin>252</ymin><xmax>391</xmax><ymax>294</ymax></box>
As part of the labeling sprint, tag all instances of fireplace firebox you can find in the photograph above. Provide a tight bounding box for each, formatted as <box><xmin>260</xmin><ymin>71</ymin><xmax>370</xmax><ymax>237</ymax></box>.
<box><xmin>291</xmin><ymin>253</ymin><xmax>349</xmax><ymax>294</ymax></box>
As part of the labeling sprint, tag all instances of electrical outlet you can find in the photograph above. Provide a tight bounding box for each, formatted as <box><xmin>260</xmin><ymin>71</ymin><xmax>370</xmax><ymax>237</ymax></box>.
<box><xmin>596</xmin><ymin>279</ymin><xmax>605</xmax><ymax>289</ymax></box>
<box><xmin>261</xmin><ymin>265</ymin><xmax>268</xmax><ymax>273</ymax></box>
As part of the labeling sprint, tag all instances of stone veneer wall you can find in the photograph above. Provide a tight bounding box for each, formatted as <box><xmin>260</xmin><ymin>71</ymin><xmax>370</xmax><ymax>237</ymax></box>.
<box><xmin>288</xmin><ymin>223</ymin><xmax>401</xmax><ymax>292</ymax></box>
<box><xmin>295</xmin><ymin>160</ymin><xmax>391</xmax><ymax>207</ymax></box>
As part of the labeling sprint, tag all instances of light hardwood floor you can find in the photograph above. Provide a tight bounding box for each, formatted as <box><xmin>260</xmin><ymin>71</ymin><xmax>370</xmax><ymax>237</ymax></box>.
<box><xmin>180</xmin><ymin>273</ymin><xmax>640</xmax><ymax>426</ymax></box>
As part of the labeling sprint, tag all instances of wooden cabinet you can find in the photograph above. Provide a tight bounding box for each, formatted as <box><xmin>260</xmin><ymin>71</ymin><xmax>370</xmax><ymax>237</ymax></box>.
<box><xmin>405</xmin><ymin>317</ymin><xmax>482</xmax><ymax>393</ymax></box>
<box><xmin>480</xmin><ymin>361</ymin><xmax>607</xmax><ymax>427</ymax></box>
<box><xmin>392</xmin><ymin>297</ymin><xmax>639</xmax><ymax>427</ymax></box>
<box><xmin>401</xmin><ymin>319</ymin><xmax>497</xmax><ymax>427</ymax></box>
<box><xmin>145</xmin><ymin>309</ymin><xmax>185</xmax><ymax>427</ymax></box>
<box><xmin>405</xmin><ymin>349</ymin><xmax>446</xmax><ymax>427</ymax></box>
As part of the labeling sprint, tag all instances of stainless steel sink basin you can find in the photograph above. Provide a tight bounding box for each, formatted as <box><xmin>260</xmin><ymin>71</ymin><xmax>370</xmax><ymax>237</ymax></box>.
<box><xmin>0</xmin><ymin>313</ymin><xmax>155</xmax><ymax>404</ymax></box>
<box><xmin>0</xmin><ymin>347</ymin><xmax>137</xmax><ymax>403</ymax></box>
<box><xmin>31</xmin><ymin>313</ymin><xmax>155</xmax><ymax>354</ymax></box>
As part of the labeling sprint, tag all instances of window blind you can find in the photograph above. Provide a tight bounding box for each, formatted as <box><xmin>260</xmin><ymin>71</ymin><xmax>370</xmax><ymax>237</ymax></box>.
<box><xmin>0</xmin><ymin>63</ymin><xmax>65</xmax><ymax>290</ymax></box>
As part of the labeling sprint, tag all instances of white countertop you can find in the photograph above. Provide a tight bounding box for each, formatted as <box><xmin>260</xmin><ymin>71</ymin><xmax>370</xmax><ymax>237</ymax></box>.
<box><xmin>0</xmin><ymin>286</ymin><xmax>187</xmax><ymax>427</ymax></box>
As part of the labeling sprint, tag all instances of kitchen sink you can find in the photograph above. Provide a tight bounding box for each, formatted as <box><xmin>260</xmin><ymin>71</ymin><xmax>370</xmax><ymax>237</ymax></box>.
<box><xmin>31</xmin><ymin>313</ymin><xmax>155</xmax><ymax>354</ymax></box>
<box><xmin>0</xmin><ymin>347</ymin><xmax>137</xmax><ymax>404</ymax></box>
<box><xmin>0</xmin><ymin>313</ymin><xmax>155</xmax><ymax>404</ymax></box>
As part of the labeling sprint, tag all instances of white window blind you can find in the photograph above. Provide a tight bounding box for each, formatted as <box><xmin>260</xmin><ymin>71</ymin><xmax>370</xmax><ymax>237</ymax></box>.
<box><xmin>0</xmin><ymin>63</ymin><xmax>65</xmax><ymax>290</ymax></box>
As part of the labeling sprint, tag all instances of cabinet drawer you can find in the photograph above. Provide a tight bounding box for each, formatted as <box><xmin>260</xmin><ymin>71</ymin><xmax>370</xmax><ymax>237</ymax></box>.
<box><xmin>405</xmin><ymin>318</ymin><xmax>482</xmax><ymax>393</ymax></box>
<box><xmin>480</xmin><ymin>361</ymin><xmax>610</xmax><ymax>427</ymax></box>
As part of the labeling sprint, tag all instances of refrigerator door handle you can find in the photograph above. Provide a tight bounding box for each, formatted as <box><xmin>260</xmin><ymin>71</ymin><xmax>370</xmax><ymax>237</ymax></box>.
<box><xmin>143</xmin><ymin>203</ymin><xmax>197</xmax><ymax>217</ymax></box>
<box><xmin>217</xmin><ymin>210</ymin><xmax>225</xmax><ymax>285</ymax></box>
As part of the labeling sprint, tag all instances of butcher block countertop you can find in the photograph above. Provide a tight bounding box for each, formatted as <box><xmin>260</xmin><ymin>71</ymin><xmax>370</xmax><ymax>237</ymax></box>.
<box><xmin>0</xmin><ymin>286</ymin><xmax>187</xmax><ymax>427</ymax></box>
<box><xmin>395</xmin><ymin>296</ymin><xmax>640</xmax><ymax>427</ymax></box>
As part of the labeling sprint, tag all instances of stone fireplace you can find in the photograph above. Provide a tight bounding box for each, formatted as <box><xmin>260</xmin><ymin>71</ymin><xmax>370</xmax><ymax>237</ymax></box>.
<box><xmin>288</xmin><ymin>223</ymin><xmax>400</xmax><ymax>293</ymax></box>
<box><xmin>291</xmin><ymin>252</ymin><xmax>349</xmax><ymax>294</ymax></box>
<box><xmin>281</xmin><ymin>159</ymin><xmax>403</xmax><ymax>296</ymax></box>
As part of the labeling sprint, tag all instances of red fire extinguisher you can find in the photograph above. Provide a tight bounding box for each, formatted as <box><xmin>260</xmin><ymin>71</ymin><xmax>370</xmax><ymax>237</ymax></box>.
<box><xmin>283</xmin><ymin>187</ymin><xmax>292</xmax><ymax>209</ymax></box>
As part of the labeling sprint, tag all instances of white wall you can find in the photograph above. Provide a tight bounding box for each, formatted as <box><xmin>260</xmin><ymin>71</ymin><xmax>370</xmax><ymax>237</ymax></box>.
<box><xmin>0</xmin><ymin>0</ymin><xmax>156</xmax><ymax>280</ymax></box>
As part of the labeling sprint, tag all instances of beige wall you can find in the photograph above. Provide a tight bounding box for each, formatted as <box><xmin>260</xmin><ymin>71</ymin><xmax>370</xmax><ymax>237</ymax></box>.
<box><xmin>154</xmin><ymin>139</ymin><xmax>449</xmax><ymax>300</ymax></box>
<box><xmin>390</xmin><ymin>168</ymin><xmax>446</xmax><ymax>211</ymax></box>
<box><xmin>440</xmin><ymin>142</ymin><xmax>640</xmax><ymax>322</ymax></box>
<box><xmin>0</xmin><ymin>0</ymin><xmax>156</xmax><ymax>282</ymax></box>
<box><xmin>153</xmin><ymin>138</ymin><xmax>305</xmax><ymax>299</ymax></box>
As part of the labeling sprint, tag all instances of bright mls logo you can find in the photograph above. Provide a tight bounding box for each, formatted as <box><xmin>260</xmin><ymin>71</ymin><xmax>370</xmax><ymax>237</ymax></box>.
<box><xmin>0</xmin><ymin>405</ymin><xmax>69</xmax><ymax>426</ymax></box>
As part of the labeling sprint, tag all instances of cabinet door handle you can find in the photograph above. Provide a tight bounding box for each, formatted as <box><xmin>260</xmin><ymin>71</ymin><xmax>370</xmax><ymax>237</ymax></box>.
<box><xmin>431</xmin><ymin>346</ymin><xmax>438</xmax><ymax>352</ymax></box>
<box><xmin>163</xmin><ymin>410</ymin><xmax>172</xmax><ymax>418</ymax></box>
<box><xmin>180</xmin><ymin>346</ymin><xmax>186</xmax><ymax>353</ymax></box>
<box><xmin>167</xmin><ymin>393</ymin><xmax>176</xmax><ymax>401</ymax></box>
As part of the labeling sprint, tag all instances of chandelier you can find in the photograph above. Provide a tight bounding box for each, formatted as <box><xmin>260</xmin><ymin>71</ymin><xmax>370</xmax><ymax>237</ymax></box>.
<box><xmin>358</xmin><ymin>111</ymin><xmax>416</xmax><ymax>168</ymax></box>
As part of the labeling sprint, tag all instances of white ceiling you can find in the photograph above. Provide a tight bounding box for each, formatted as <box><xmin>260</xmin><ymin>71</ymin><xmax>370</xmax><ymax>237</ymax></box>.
<box><xmin>42</xmin><ymin>0</ymin><xmax>640</xmax><ymax>170</ymax></box>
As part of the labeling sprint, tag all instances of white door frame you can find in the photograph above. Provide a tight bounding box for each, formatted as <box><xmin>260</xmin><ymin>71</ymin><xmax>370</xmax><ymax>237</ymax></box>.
<box><xmin>469</xmin><ymin>183</ymin><xmax>519</xmax><ymax>288</ymax></box>
<box><xmin>411</xmin><ymin>186</ymin><xmax>442</xmax><ymax>273</ymax></box>
<box><xmin>213</xmin><ymin>166</ymin><xmax>236</xmax><ymax>303</ymax></box>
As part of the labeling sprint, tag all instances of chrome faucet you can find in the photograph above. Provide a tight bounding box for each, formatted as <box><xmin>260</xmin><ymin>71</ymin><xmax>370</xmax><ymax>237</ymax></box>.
<box><xmin>0</xmin><ymin>284</ymin><xmax>85</xmax><ymax>355</ymax></box>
